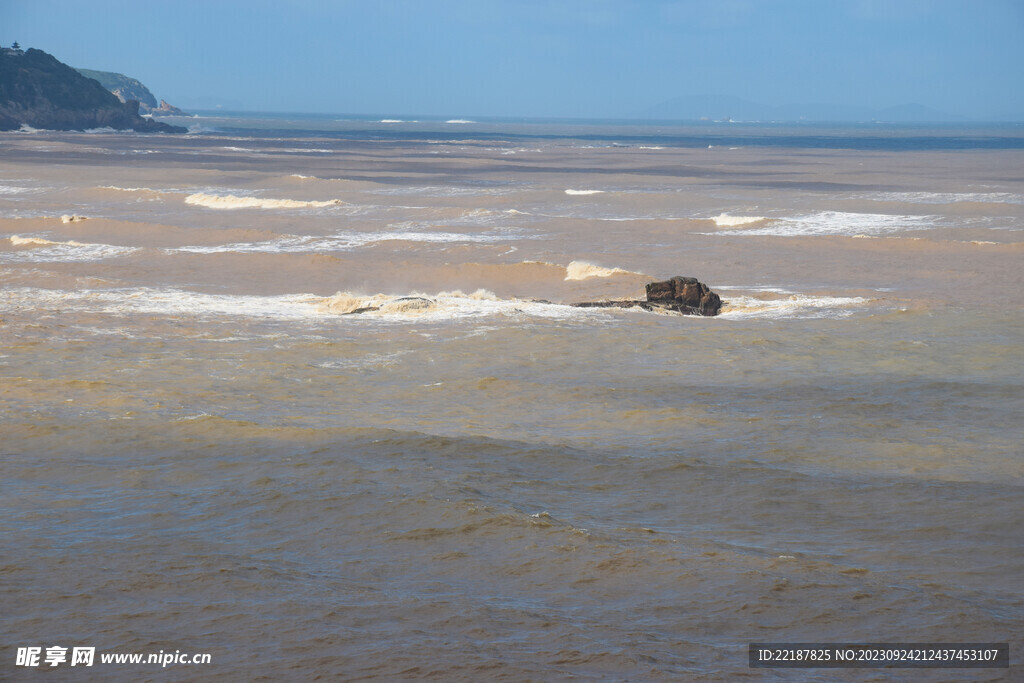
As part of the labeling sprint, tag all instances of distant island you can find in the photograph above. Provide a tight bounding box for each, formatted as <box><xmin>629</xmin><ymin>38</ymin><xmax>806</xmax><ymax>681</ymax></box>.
<box><xmin>0</xmin><ymin>46</ymin><xmax>186</xmax><ymax>133</ymax></box>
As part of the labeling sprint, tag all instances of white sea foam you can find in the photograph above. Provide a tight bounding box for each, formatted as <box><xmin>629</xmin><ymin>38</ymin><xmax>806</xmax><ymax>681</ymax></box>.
<box><xmin>60</xmin><ymin>214</ymin><xmax>87</xmax><ymax>224</ymax></box>
<box><xmin>383</xmin><ymin>208</ymin><xmax>520</xmax><ymax>230</ymax></box>
<box><xmin>708</xmin><ymin>211</ymin><xmax>937</xmax><ymax>237</ymax></box>
<box><xmin>715</xmin><ymin>285</ymin><xmax>795</xmax><ymax>294</ymax></box>
<box><xmin>3</xmin><ymin>235</ymin><xmax>137</xmax><ymax>263</ymax></box>
<box><xmin>100</xmin><ymin>185</ymin><xmax>161</xmax><ymax>193</ymax></box>
<box><xmin>370</xmin><ymin>186</ymin><xmax>517</xmax><ymax>198</ymax></box>
<box><xmin>184</xmin><ymin>193</ymin><xmax>345</xmax><ymax>210</ymax></box>
<box><xmin>316</xmin><ymin>289</ymin><xmax>598</xmax><ymax>322</ymax></box>
<box><xmin>0</xmin><ymin>286</ymin><xmax>605</xmax><ymax>324</ymax></box>
<box><xmin>712</xmin><ymin>214</ymin><xmax>766</xmax><ymax>227</ymax></box>
<box><xmin>530</xmin><ymin>208</ymin><xmax>684</xmax><ymax>222</ymax></box>
<box><xmin>445</xmin><ymin>119</ymin><xmax>475</xmax><ymax>124</ymax></box>
<box><xmin>719</xmin><ymin>293</ymin><xmax>870</xmax><ymax>320</ymax></box>
<box><xmin>1</xmin><ymin>281</ymin><xmax>880</xmax><ymax>323</ymax></box>
<box><xmin>863</xmin><ymin>191</ymin><xmax>1024</xmax><ymax>205</ymax></box>
<box><xmin>98</xmin><ymin>186</ymin><xmax>179</xmax><ymax>202</ymax></box>
<box><xmin>565</xmin><ymin>189</ymin><xmax>605</xmax><ymax>195</ymax></box>
<box><xmin>0</xmin><ymin>287</ymin><xmax>322</xmax><ymax>320</ymax></box>
<box><xmin>312</xmin><ymin>351</ymin><xmax>410</xmax><ymax>370</ymax></box>
<box><xmin>563</xmin><ymin>261</ymin><xmax>641</xmax><ymax>281</ymax></box>
<box><xmin>172</xmin><ymin>229</ymin><xmax>515</xmax><ymax>254</ymax></box>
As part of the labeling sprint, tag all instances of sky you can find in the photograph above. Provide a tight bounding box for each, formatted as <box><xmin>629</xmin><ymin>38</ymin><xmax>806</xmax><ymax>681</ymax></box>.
<box><xmin>3</xmin><ymin>0</ymin><xmax>1023</xmax><ymax>120</ymax></box>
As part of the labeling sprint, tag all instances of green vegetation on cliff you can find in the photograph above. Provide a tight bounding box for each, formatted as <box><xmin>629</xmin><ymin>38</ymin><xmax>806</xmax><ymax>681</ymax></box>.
<box><xmin>75</xmin><ymin>67</ymin><xmax>159</xmax><ymax>109</ymax></box>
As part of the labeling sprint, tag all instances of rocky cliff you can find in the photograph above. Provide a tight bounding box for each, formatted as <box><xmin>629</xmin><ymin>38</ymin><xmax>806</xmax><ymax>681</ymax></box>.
<box><xmin>153</xmin><ymin>99</ymin><xmax>186</xmax><ymax>115</ymax></box>
<box><xmin>0</xmin><ymin>48</ymin><xmax>185</xmax><ymax>133</ymax></box>
<box><xmin>74</xmin><ymin>67</ymin><xmax>159</xmax><ymax>109</ymax></box>
<box><xmin>74</xmin><ymin>67</ymin><xmax>187</xmax><ymax>115</ymax></box>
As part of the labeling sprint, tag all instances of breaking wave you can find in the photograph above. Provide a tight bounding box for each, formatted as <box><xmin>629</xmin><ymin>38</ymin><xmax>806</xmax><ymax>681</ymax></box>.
<box><xmin>862</xmin><ymin>191</ymin><xmax>1024</xmax><ymax>205</ymax></box>
<box><xmin>99</xmin><ymin>185</ymin><xmax>171</xmax><ymax>197</ymax></box>
<box><xmin>3</xmin><ymin>235</ymin><xmax>137</xmax><ymax>263</ymax></box>
<box><xmin>1</xmin><ymin>287</ymin><xmax>320</xmax><ymax>320</ymax></box>
<box><xmin>707</xmin><ymin>211</ymin><xmax>937</xmax><ymax>237</ymax></box>
<box><xmin>563</xmin><ymin>261</ymin><xmax>643</xmax><ymax>281</ymax></box>
<box><xmin>712</xmin><ymin>214</ymin><xmax>766</xmax><ymax>227</ymax></box>
<box><xmin>10</xmin><ymin>235</ymin><xmax>68</xmax><ymax>247</ymax></box>
<box><xmin>184</xmin><ymin>193</ymin><xmax>346</xmax><ymax>210</ymax></box>
<box><xmin>565</xmin><ymin>189</ymin><xmax>605</xmax><ymax>196</ymax></box>
<box><xmin>370</xmin><ymin>186</ymin><xmax>518</xmax><ymax>198</ymax></box>
<box><xmin>718</xmin><ymin>291</ymin><xmax>871</xmax><ymax>319</ymax></box>
<box><xmin>172</xmin><ymin>229</ymin><xmax>516</xmax><ymax>254</ymax></box>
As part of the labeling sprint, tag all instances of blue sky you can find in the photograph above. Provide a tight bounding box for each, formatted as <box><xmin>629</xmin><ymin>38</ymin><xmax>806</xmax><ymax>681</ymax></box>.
<box><xmin>4</xmin><ymin>0</ymin><xmax>1023</xmax><ymax>119</ymax></box>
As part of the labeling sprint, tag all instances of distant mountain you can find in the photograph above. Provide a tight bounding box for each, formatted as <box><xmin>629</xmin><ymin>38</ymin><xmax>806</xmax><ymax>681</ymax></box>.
<box><xmin>75</xmin><ymin>67</ymin><xmax>159</xmax><ymax>109</ymax></box>
<box><xmin>0</xmin><ymin>47</ymin><xmax>185</xmax><ymax>132</ymax></box>
<box><xmin>642</xmin><ymin>95</ymin><xmax>963</xmax><ymax>123</ymax></box>
<box><xmin>73</xmin><ymin>67</ymin><xmax>188</xmax><ymax>116</ymax></box>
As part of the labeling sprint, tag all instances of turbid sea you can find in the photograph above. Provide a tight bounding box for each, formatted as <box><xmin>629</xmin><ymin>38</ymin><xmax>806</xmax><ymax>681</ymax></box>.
<box><xmin>1</xmin><ymin>115</ymin><xmax>1022</xmax><ymax>681</ymax></box>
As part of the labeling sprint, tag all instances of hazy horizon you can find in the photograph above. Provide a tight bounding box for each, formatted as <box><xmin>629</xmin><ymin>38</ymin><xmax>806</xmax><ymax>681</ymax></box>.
<box><xmin>4</xmin><ymin>0</ymin><xmax>1024</xmax><ymax>121</ymax></box>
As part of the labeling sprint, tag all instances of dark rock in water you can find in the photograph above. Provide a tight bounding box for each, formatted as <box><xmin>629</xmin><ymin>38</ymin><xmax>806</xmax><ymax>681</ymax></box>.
<box><xmin>645</xmin><ymin>276</ymin><xmax>722</xmax><ymax>316</ymax></box>
<box><xmin>573</xmin><ymin>276</ymin><xmax>723</xmax><ymax>316</ymax></box>
<box><xmin>153</xmin><ymin>99</ymin><xmax>188</xmax><ymax>116</ymax></box>
<box><xmin>344</xmin><ymin>305</ymin><xmax>381</xmax><ymax>315</ymax></box>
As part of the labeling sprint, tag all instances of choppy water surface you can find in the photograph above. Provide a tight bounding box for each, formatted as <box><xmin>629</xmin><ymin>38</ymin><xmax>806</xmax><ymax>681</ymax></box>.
<box><xmin>1</xmin><ymin>118</ymin><xmax>1022</xmax><ymax>680</ymax></box>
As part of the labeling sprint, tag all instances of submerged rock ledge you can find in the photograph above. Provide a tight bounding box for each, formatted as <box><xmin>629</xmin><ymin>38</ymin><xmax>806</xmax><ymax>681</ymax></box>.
<box><xmin>336</xmin><ymin>278</ymin><xmax>723</xmax><ymax>318</ymax></box>
<box><xmin>573</xmin><ymin>276</ymin><xmax>723</xmax><ymax>316</ymax></box>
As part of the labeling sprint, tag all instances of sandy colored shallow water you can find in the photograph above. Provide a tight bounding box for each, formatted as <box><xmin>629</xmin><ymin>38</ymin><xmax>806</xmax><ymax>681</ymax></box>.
<box><xmin>1</xmin><ymin>120</ymin><xmax>1022</xmax><ymax>680</ymax></box>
